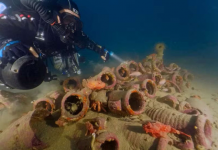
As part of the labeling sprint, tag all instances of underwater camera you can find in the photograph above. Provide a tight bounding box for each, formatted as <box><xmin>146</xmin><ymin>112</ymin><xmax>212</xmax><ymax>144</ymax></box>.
<box><xmin>0</xmin><ymin>56</ymin><xmax>46</xmax><ymax>90</ymax></box>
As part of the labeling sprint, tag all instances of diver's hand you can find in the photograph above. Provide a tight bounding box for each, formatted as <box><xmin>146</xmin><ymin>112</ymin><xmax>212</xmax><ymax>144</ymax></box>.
<box><xmin>101</xmin><ymin>50</ymin><xmax>110</xmax><ymax>62</ymax></box>
<box><xmin>96</xmin><ymin>45</ymin><xmax>110</xmax><ymax>62</ymax></box>
<box><xmin>0</xmin><ymin>40</ymin><xmax>39</xmax><ymax>62</ymax></box>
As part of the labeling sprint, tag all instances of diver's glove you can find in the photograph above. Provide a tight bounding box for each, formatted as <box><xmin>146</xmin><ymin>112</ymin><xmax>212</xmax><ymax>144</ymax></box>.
<box><xmin>0</xmin><ymin>39</ymin><xmax>38</xmax><ymax>63</ymax></box>
<box><xmin>95</xmin><ymin>45</ymin><xmax>110</xmax><ymax>62</ymax></box>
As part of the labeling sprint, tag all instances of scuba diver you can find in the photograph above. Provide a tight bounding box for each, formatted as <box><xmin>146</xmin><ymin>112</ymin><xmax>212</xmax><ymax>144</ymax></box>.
<box><xmin>0</xmin><ymin>0</ymin><xmax>111</xmax><ymax>90</ymax></box>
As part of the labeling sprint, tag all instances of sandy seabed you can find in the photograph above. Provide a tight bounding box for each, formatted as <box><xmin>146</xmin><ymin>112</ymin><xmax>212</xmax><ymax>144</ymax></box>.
<box><xmin>0</xmin><ymin>59</ymin><xmax>218</xmax><ymax>150</ymax></box>
<box><xmin>44</xmin><ymin>77</ymin><xmax>218</xmax><ymax>150</ymax></box>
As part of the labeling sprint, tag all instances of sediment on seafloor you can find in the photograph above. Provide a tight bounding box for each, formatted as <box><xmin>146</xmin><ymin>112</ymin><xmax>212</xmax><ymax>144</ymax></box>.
<box><xmin>1</xmin><ymin>43</ymin><xmax>216</xmax><ymax>150</ymax></box>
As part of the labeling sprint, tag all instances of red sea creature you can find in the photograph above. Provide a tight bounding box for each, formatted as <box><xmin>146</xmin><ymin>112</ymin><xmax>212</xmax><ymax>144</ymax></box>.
<box><xmin>90</xmin><ymin>90</ymin><xmax>108</xmax><ymax>112</ymax></box>
<box><xmin>142</xmin><ymin>121</ymin><xmax>191</xmax><ymax>138</ymax></box>
<box><xmin>85</xmin><ymin>79</ymin><xmax>106</xmax><ymax>90</ymax></box>
<box><xmin>85</xmin><ymin>121</ymin><xmax>97</xmax><ymax>136</ymax></box>
<box><xmin>85</xmin><ymin>117</ymin><xmax>107</xmax><ymax>136</ymax></box>
<box><xmin>90</xmin><ymin>101</ymin><xmax>107</xmax><ymax>112</ymax></box>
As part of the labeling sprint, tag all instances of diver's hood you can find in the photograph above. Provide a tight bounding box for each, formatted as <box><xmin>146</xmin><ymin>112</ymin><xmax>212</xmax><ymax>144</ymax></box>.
<box><xmin>56</xmin><ymin>0</ymin><xmax>80</xmax><ymax>17</ymax></box>
<box><xmin>0</xmin><ymin>56</ymin><xmax>46</xmax><ymax>90</ymax></box>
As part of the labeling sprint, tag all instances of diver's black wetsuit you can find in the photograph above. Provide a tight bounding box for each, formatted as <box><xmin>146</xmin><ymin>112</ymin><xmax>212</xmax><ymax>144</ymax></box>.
<box><xmin>0</xmin><ymin>0</ymin><xmax>102</xmax><ymax>56</ymax></box>
<box><xmin>0</xmin><ymin>0</ymin><xmax>110</xmax><ymax>90</ymax></box>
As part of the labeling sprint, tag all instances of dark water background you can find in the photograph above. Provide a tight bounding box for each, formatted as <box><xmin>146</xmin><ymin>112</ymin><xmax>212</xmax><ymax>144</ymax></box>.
<box><xmin>75</xmin><ymin>0</ymin><xmax>218</xmax><ymax>80</ymax></box>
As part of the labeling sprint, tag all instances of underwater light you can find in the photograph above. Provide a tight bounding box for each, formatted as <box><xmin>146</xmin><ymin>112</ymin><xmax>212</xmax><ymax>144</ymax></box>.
<box><xmin>104</xmin><ymin>49</ymin><xmax>114</xmax><ymax>56</ymax></box>
<box><xmin>104</xmin><ymin>49</ymin><xmax>124</xmax><ymax>63</ymax></box>
<box><xmin>111</xmin><ymin>53</ymin><xmax>124</xmax><ymax>63</ymax></box>
<box><xmin>109</xmin><ymin>51</ymin><xmax>114</xmax><ymax>56</ymax></box>
<box><xmin>0</xmin><ymin>3</ymin><xmax>6</xmax><ymax>13</ymax></box>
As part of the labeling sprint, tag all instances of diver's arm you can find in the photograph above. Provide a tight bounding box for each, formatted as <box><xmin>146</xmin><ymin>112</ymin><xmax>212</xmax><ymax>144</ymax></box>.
<box><xmin>75</xmin><ymin>31</ymin><xmax>110</xmax><ymax>61</ymax></box>
<box><xmin>75</xmin><ymin>31</ymin><xmax>103</xmax><ymax>53</ymax></box>
<box><xmin>20</xmin><ymin>0</ymin><xmax>65</xmax><ymax>35</ymax></box>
